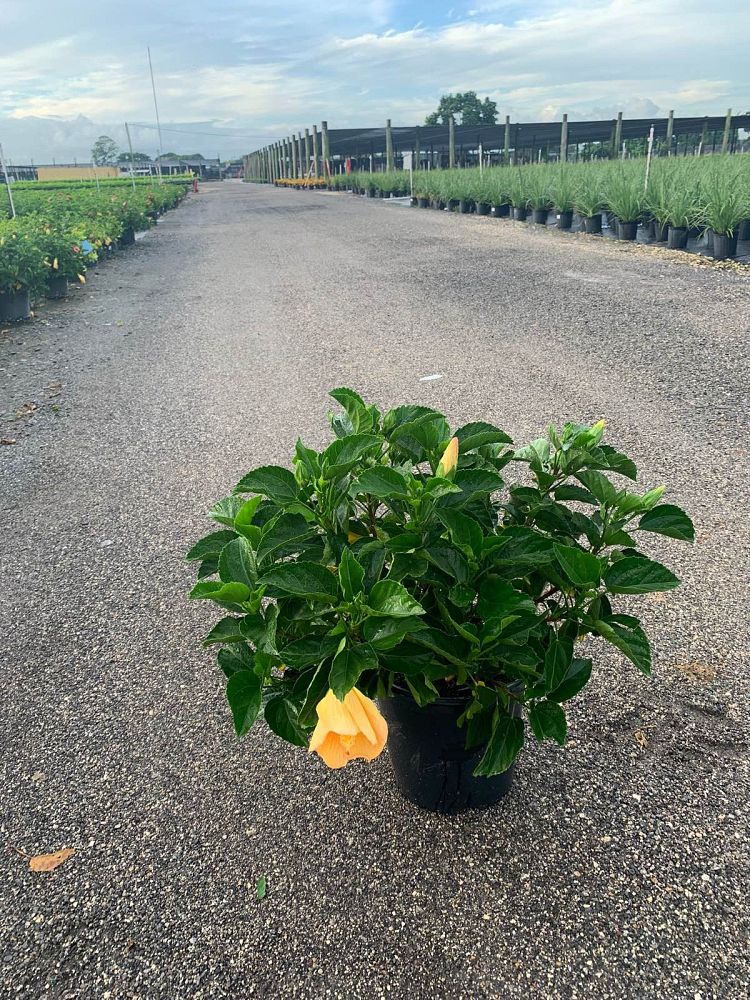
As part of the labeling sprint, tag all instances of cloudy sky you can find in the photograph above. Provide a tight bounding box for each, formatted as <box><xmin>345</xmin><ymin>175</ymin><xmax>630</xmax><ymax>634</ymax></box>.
<box><xmin>1</xmin><ymin>0</ymin><xmax>748</xmax><ymax>163</ymax></box>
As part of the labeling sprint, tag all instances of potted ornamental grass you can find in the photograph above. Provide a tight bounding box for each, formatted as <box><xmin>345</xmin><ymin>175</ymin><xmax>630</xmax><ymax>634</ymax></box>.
<box><xmin>188</xmin><ymin>389</ymin><xmax>693</xmax><ymax>814</ymax></box>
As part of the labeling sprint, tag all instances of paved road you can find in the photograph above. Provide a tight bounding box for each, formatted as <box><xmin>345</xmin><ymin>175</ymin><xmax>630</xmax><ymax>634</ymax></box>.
<box><xmin>2</xmin><ymin>182</ymin><xmax>749</xmax><ymax>1000</ymax></box>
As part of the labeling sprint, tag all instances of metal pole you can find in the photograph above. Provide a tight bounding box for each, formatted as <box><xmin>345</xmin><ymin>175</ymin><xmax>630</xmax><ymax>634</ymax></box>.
<box><xmin>644</xmin><ymin>125</ymin><xmax>655</xmax><ymax>190</ymax></box>
<box><xmin>0</xmin><ymin>143</ymin><xmax>16</xmax><ymax>218</ymax></box>
<box><xmin>449</xmin><ymin>116</ymin><xmax>456</xmax><ymax>169</ymax></box>
<box><xmin>560</xmin><ymin>114</ymin><xmax>568</xmax><ymax>162</ymax></box>
<box><xmin>386</xmin><ymin>119</ymin><xmax>394</xmax><ymax>172</ymax></box>
<box><xmin>147</xmin><ymin>46</ymin><xmax>164</xmax><ymax>184</ymax></box>
<box><xmin>721</xmin><ymin>108</ymin><xmax>732</xmax><ymax>154</ymax></box>
<box><xmin>125</xmin><ymin>122</ymin><xmax>138</xmax><ymax>191</ymax></box>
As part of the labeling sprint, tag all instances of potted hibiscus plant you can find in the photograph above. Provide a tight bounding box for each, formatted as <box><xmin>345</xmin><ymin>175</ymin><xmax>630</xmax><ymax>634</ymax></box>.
<box><xmin>188</xmin><ymin>389</ymin><xmax>693</xmax><ymax>814</ymax></box>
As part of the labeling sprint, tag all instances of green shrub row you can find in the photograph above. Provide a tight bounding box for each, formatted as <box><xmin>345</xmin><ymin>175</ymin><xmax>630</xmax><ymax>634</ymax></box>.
<box><xmin>0</xmin><ymin>180</ymin><xmax>190</xmax><ymax>298</ymax></box>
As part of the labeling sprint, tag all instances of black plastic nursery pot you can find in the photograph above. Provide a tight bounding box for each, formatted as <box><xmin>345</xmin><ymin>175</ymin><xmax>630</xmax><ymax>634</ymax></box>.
<box><xmin>667</xmin><ymin>226</ymin><xmax>688</xmax><ymax>250</ymax></box>
<box><xmin>738</xmin><ymin>219</ymin><xmax>750</xmax><ymax>241</ymax></box>
<box><xmin>531</xmin><ymin>208</ymin><xmax>549</xmax><ymax>225</ymax></box>
<box><xmin>582</xmin><ymin>214</ymin><xmax>602</xmax><ymax>234</ymax></box>
<box><xmin>120</xmin><ymin>227</ymin><xmax>136</xmax><ymax>246</ymax></box>
<box><xmin>652</xmin><ymin>221</ymin><xmax>670</xmax><ymax>242</ymax></box>
<box><xmin>458</xmin><ymin>199</ymin><xmax>473</xmax><ymax>214</ymax></box>
<box><xmin>641</xmin><ymin>219</ymin><xmax>655</xmax><ymax>240</ymax></box>
<box><xmin>378</xmin><ymin>690</ymin><xmax>516</xmax><ymax>814</ymax></box>
<box><xmin>557</xmin><ymin>211</ymin><xmax>573</xmax><ymax>230</ymax></box>
<box><xmin>0</xmin><ymin>289</ymin><xmax>31</xmax><ymax>322</ymax></box>
<box><xmin>417</xmin><ymin>197</ymin><xmax>430</xmax><ymax>208</ymax></box>
<box><xmin>618</xmin><ymin>220</ymin><xmax>638</xmax><ymax>241</ymax></box>
<box><xmin>447</xmin><ymin>199</ymin><xmax>460</xmax><ymax>212</ymax></box>
<box><xmin>475</xmin><ymin>202</ymin><xmax>491</xmax><ymax>216</ymax></box>
<box><xmin>493</xmin><ymin>203</ymin><xmax>510</xmax><ymax>218</ymax></box>
<box><xmin>46</xmin><ymin>275</ymin><xmax>68</xmax><ymax>300</ymax></box>
<box><xmin>712</xmin><ymin>232</ymin><xmax>737</xmax><ymax>260</ymax></box>
<box><xmin>512</xmin><ymin>206</ymin><xmax>528</xmax><ymax>221</ymax></box>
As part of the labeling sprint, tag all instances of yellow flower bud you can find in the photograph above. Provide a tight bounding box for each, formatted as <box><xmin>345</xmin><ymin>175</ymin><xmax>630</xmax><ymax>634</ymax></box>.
<box><xmin>436</xmin><ymin>436</ymin><xmax>459</xmax><ymax>479</ymax></box>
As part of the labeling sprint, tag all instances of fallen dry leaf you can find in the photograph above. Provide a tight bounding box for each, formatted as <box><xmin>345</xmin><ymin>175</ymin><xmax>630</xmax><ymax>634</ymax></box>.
<box><xmin>634</xmin><ymin>729</ymin><xmax>648</xmax><ymax>749</ymax></box>
<box><xmin>29</xmin><ymin>848</ymin><xmax>75</xmax><ymax>873</ymax></box>
<box><xmin>15</xmin><ymin>401</ymin><xmax>39</xmax><ymax>419</ymax></box>
<box><xmin>673</xmin><ymin>661</ymin><xmax>716</xmax><ymax>684</ymax></box>
<box><xmin>1</xmin><ymin>438</ymin><xmax>17</xmax><ymax>446</ymax></box>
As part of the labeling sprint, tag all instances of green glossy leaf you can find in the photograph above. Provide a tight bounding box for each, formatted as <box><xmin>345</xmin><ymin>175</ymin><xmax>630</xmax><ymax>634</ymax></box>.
<box><xmin>329</xmin><ymin>386</ymin><xmax>374</xmax><ymax>434</ymax></box>
<box><xmin>208</xmin><ymin>496</ymin><xmax>247</xmax><ymax>527</ymax></box>
<box><xmin>218</xmin><ymin>536</ymin><xmax>257</xmax><ymax>588</ymax></box>
<box><xmin>259</xmin><ymin>562</ymin><xmax>339</xmax><ymax>602</ymax></box>
<box><xmin>553</xmin><ymin>484</ymin><xmax>597</xmax><ymax>504</ymax></box>
<box><xmin>424</xmin><ymin>545</ymin><xmax>470</xmax><ymax>584</ymax></box>
<box><xmin>638</xmin><ymin>504</ymin><xmax>695</xmax><ymax>542</ymax></box>
<box><xmin>233</xmin><ymin>496</ymin><xmax>264</xmax><ymax>541</ymax></box>
<box><xmin>339</xmin><ymin>547</ymin><xmax>365</xmax><ymax>601</ymax></box>
<box><xmin>189</xmin><ymin>580</ymin><xmax>251</xmax><ymax>604</ymax></box>
<box><xmin>367</xmin><ymin>580</ymin><xmax>425</xmax><ymax>617</ymax></box>
<box><xmin>256</xmin><ymin>513</ymin><xmax>313</xmax><ymax>564</ymax></box>
<box><xmin>575</xmin><ymin>469</ymin><xmax>617</xmax><ymax>505</ymax></box>
<box><xmin>321</xmin><ymin>434</ymin><xmax>383</xmax><ymax>478</ymax></box>
<box><xmin>473</xmin><ymin>712</ymin><xmax>525</xmax><ymax>776</ymax></box>
<box><xmin>264</xmin><ymin>697</ymin><xmax>307</xmax><ymax>746</ymax></box>
<box><xmin>279</xmin><ymin>634</ymin><xmax>340</xmax><ymax>668</ymax></box>
<box><xmin>438</xmin><ymin>469</ymin><xmax>505</xmax><ymax>508</ymax></box>
<box><xmin>454</xmin><ymin>421</ymin><xmax>513</xmax><ymax>451</ymax></box>
<box><xmin>202</xmin><ymin>616</ymin><xmax>246</xmax><ymax>646</ymax></box>
<box><xmin>543</xmin><ymin>637</ymin><xmax>574</xmax><ymax>691</ymax></box>
<box><xmin>233</xmin><ymin>465</ymin><xmax>299</xmax><ymax>504</ymax></box>
<box><xmin>388</xmin><ymin>552</ymin><xmax>428</xmax><ymax>582</ymax></box>
<box><xmin>529</xmin><ymin>700</ymin><xmax>567</xmax><ymax>745</ymax></box>
<box><xmin>437</xmin><ymin>509</ymin><xmax>483</xmax><ymax>559</ymax></box>
<box><xmin>553</xmin><ymin>543</ymin><xmax>601</xmax><ymax>588</ymax></box>
<box><xmin>592</xmin><ymin>615</ymin><xmax>651</xmax><ymax>674</ymax></box>
<box><xmin>548</xmin><ymin>657</ymin><xmax>593</xmax><ymax>702</ymax></box>
<box><xmin>350</xmin><ymin>466</ymin><xmax>409</xmax><ymax>499</ymax></box>
<box><xmin>477</xmin><ymin>578</ymin><xmax>536</xmax><ymax>622</ymax></box>
<box><xmin>604</xmin><ymin>556</ymin><xmax>680</xmax><ymax>595</ymax></box>
<box><xmin>362</xmin><ymin>615</ymin><xmax>426</xmax><ymax>650</ymax></box>
<box><xmin>217</xmin><ymin>643</ymin><xmax>255</xmax><ymax>678</ymax></box>
<box><xmin>330</xmin><ymin>644</ymin><xmax>378</xmax><ymax>700</ymax></box>
<box><xmin>186</xmin><ymin>529</ymin><xmax>237</xmax><ymax>562</ymax></box>
<box><xmin>298</xmin><ymin>661</ymin><xmax>333</xmax><ymax>727</ymax></box>
<box><xmin>384</xmin><ymin>532</ymin><xmax>421</xmax><ymax>553</ymax></box>
<box><xmin>484</xmin><ymin>526</ymin><xmax>555</xmax><ymax>567</ymax></box>
<box><xmin>226</xmin><ymin>670</ymin><xmax>262</xmax><ymax>737</ymax></box>
<box><xmin>405</xmin><ymin>673</ymin><xmax>440</xmax><ymax>707</ymax></box>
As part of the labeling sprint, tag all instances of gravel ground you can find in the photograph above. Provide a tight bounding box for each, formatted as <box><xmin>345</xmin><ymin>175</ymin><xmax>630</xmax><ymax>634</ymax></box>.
<box><xmin>1</xmin><ymin>182</ymin><xmax>749</xmax><ymax>1000</ymax></box>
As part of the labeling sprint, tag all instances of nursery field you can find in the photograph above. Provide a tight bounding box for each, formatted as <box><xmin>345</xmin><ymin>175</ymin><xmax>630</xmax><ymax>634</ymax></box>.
<box><xmin>0</xmin><ymin>177</ymin><xmax>191</xmax><ymax>322</ymax></box>
<box><xmin>2</xmin><ymin>182</ymin><xmax>749</xmax><ymax>1000</ymax></box>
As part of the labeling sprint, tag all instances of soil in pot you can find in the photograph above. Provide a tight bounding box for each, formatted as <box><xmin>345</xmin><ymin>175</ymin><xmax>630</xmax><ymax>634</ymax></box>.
<box><xmin>120</xmin><ymin>227</ymin><xmax>136</xmax><ymax>246</ymax></box>
<box><xmin>712</xmin><ymin>232</ymin><xmax>738</xmax><ymax>260</ymax></box>
<box><xmin>557</xmin><ymin>211</ymin><xmax>573</xmax><ymax>230</ymax></box>
<box><xmin>667</xmin><ymin>226</ymin><xmax>688</xmax><ymax>250</ymax></box>
<box><xmin>378</xmin><ymin>690</ymin><xmax>516</xmax><ymax>814</ymax></box>
<box><xmin>458</xmin><ymin>199</ymin><xmax>473</xmax><ymax>214</ymax></box>
<box><xmin>46</xmin><ymin>275</ymin><xmax>68</xmax><ymax>300</ymax></box>
<box><xmin>476</xmin><ymin>202</ymin><xmax>491</xmax><ymax>216</ymax></box>
<box><xmin>582</xmin><ymin>214</ymin><xmax>602</xmax><ymax>234</ymax></box>
<box><xmin>531</xmin><ymin>208</ymin><xmax>549</xmax><ymax>225</ymax></box>
<box><xmin>512</xmin><ymin>206</ymin><xmax>528</xmax><ymax>221</ymax></box>
<box><xmin>0</xmin><ymin>289</ymin><xmax>31</xmax><ymax>322</ymax></box>
<box><xmin>618</xmin><ymin>220</ymin><xmax>638</xmax><ymax>240</ymax></box>
<box><xmin>653</xmin><ymin>221</ymin><xmax>670</xmax><ymax>242</ymax></box>
<box><xmin>493</xmin><ymin>203</ymin><xmax>510</xmax><ymax>218</ymax></box>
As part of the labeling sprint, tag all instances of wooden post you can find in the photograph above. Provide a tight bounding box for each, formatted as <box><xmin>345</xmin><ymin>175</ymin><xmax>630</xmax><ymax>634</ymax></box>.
<box><xmin>312</xmin><ymin>125</ymin><xmax>320</xmax><ymax>176</ymax></box>
<box><xmin>666</xmin><ymin>109</ymin><xmax>674</xmax><ymax>155</ymax></box>
<box><xmin>386</xmin><ymin>119</ymin><xmax>394</xmax><ymax>172</ymax></box>
<box><xmin>560</xmin><ymin>113</ymin><xmax>568</xmax><ymax>163</ymax></box>
<box><xmin>304</xmin><ymin>129</ymin><xmax>311</xmax><ymax>176</ymax></box>
<box><xmin>449</xmin><ymin>116</ymin><xmax>456</xmax><ymax>169</ymax></box>
<box><xmin>721</xmin><ymin>108</ymin><xmax>732</xmax><ymax>153</ymax></box>
<box><xmin>613</xmin><ymin>111</ymin><xmax>623</xmax><ymax>158</ymax></box>
<box><xmin>321</xmin><ymin>121</ymin><xmax>330</xmax><ymax>177</ymax></box>
<box><xmin>298</xmin><ymin>132</ymin><xmax>305</xmax><ymax>175</ymax></box>
<box><xmin>414</xmin><ymin>126</ymin><xmax>420</xmax><ymax>171</ymax></box>
<box><xmin>504</xmin><ymin>115</ymin><xmax>510</xmax><ymax>165</ymax></box>
<box><xmin>292</xmin><ymin>135</ymin><xmax>300</xmax><ymax>177</ymax></box>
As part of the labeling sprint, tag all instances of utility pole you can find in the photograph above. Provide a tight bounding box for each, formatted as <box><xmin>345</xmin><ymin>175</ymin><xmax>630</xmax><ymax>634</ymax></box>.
<box><xmin>124</xmin><ymin>122</ymin><xmax>137</xmax><ymax>191</ymax></box>
<box><xmin>0</xmin><ymin>143</ymin><xmax>16</xmax><ymax>218</ymax></box>
<box><xmin>147</xmin><ymin>46</ymin><xmax>164</xmax><ymax>183</ymax></box>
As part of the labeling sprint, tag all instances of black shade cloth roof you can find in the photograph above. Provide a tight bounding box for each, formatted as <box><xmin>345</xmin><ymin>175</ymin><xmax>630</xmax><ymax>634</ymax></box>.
<box><xmin>258</xmin><ymin>115</ymin><xmax>749</xmax><ymax>155</ymax></box>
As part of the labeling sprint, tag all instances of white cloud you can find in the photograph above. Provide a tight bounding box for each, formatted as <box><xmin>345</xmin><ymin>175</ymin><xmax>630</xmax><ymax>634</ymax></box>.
<box><xmin>1</xmin><ymin>0</ymin><xmax>748</xmax><ymax>162</ymax></box>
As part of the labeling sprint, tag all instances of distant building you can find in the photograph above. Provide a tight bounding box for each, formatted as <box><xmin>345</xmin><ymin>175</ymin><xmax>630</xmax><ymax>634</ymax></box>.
<box><xmin>37</xmin><ymin>164</ymin><xmax>119</xmax><ymax>181</ymax></box>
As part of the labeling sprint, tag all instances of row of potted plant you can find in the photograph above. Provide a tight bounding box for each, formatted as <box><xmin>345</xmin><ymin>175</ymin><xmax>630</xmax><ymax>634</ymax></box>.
<box><xmin>0</xmin><ymin>179</ymin><xmax>190</xmax><ymax>322</ymax></box>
